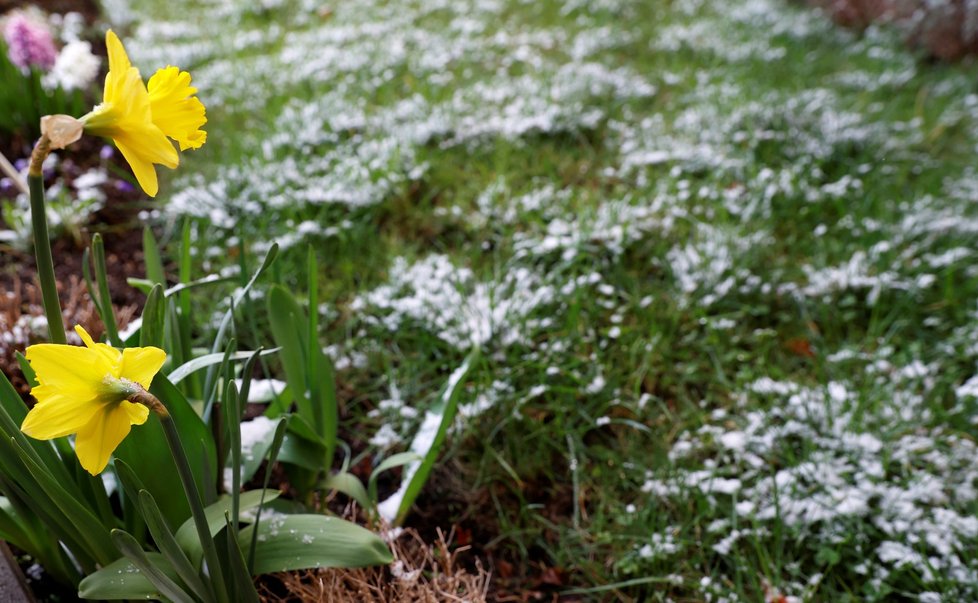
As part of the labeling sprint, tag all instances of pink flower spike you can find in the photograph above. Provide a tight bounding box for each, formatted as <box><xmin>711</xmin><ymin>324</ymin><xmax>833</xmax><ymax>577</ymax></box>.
<box><xmin>3</xmin><ymin>14</ymin><xmax>57</xmax><ymax>72</ymax></box>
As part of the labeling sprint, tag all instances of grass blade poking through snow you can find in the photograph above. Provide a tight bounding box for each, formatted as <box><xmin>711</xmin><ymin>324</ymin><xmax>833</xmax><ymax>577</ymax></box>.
<box><xmin>377</xmin><ymin>349</ymin><xmax>478</xmax><ymax>525</ymax></box>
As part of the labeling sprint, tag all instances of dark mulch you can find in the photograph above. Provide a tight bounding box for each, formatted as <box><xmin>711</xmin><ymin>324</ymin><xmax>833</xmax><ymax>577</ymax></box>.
<box><xmin>801</xmin><ymin>0</ymin><xmax>978</xmax><ymax>60</ymax></box>
<box><xmin>409</xmin><ymin>460</ymin><xmax>584</xmax><ymax>603</ymax></box>
<box><xmin>0</xmin><ymin>0</ymin><xmax>100</xmax><ymax>23</ymax></box>
<box><xmin>0</xmin><ymin>131</ymin><xmax>153</xmax><ymax>397</ymax></box>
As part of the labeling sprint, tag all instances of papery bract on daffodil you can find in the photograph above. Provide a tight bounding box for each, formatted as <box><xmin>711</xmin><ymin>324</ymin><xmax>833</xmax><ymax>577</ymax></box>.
<box><xmin>20</xmin><ymin>325</ymin><xmax>166</xmax><ymax>475</ymax></box>
<box><xmin>79</xmin><ymin>30</ymin><xmax>206</xmax><ymax>197</ymax></box>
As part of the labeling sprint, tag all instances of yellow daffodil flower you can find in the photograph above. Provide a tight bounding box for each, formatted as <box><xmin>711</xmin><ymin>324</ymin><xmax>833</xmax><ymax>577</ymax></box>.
<box><xmin>148</xmin><ymin>66</ymin><xmax>208</xmax><ymax>151</ymax></box>
<box><xmin>79</xmin><ymin>30</ymin><xmax>206</xmax><ymax>197</ymax></box>
<box><xmin>20</xmin><ymin>325</ymin><xmax>166</xmax><ymax>475</ymax></box>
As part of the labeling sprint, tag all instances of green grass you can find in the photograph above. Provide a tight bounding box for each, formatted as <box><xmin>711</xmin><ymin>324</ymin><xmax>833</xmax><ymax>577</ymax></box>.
<box><xmin>105</xmin><ymin>0</ymin><xmax>978</xmax><ymax>598</ymax></box>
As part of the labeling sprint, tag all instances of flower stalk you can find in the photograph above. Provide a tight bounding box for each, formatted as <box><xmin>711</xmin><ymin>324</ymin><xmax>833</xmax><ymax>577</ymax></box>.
<box><xmin>132</xmin><ymin>389</ymin><xmax>229</xmax><ymax>603</ymax></box>
<box><xmin>27</xmin><ymin>133</ymin><xmax>66</xmax><ymax>345</ymax></box>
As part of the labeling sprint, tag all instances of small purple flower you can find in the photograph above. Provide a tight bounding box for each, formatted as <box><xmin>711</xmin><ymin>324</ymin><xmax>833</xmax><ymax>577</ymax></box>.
<box><xmin>13</xmin><ymin>159</ymin><xmax>27</xmax><ymax>171</ymax></box>
<box><xmin>99</xmin><ymin>145</ymin><xmax>115</xmax><ymax>160</ymax></box>
<box><xmin>115</xmin><ymin>179</ymin><xmax>135</xmax><ymax>193</ymax></box>
<box><xmin>3</xmin><ymin>14</ymin><xmax>57</xmax><ymax>72</ymax></box>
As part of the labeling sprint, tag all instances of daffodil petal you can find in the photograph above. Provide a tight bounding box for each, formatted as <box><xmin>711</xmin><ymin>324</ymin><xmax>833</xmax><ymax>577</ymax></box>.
<box><xmin>102</xmin><ymin>33</ymin><xmax>146</xmax><ymax>132</ymax></box>
<box><xmin>148</xmin><ymin>66</ymin><xmax>207</xmax><ymax>151</ymax></box>
<box><xmin>74</xmin><ymin>403</ymin><xmax>135</xmax><ymax>475</ymax></box>
<box><xmin>115</xmin><ymin>126</ymin><xmax>183</xmax><ymax>198</ymax></box>
<box><xmin>20</xmin><ymin>390</ymin><xmax>105</xmax><ymax>440</ymax></box>
<box><xmin>120</xmin><ymin>346</ymin><xmax>166</xmax><ymax>389</ymax></box>
<box><xmin>114</xmin><ymin>138</ymin><xmax>160</xmax><ymax>197</ymax></box>
<box><xmin>74</xmin><ymin>326</ymin><xmax>123</xmax><ymax>373</ymax></box>
<box><xmin>117</xmin><ymin>123</ymin><xmax>179</xmax><ymax>168</ymax></box>
<box><xmin>26</xmin><ymin>343</ymin><xmax>112</xmax><ymax>398</ymax></box>
<box><xmin>74</xmin><ymin>325</ymin><xmax>97</xmax><ymax>348</ymax></box>
<box><xmin>123</xmin><ymin>400</ymin><xmax>150</xmax><ymax>426</ymax></box>
<box><xmin>105</xmin><ymin>30</ymin><xmax>131</xmax><ymax>74</ymax></box>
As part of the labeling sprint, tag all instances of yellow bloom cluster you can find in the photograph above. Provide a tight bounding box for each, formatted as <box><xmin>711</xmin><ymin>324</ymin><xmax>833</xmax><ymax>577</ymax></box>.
<box><xmin>21</xmin><ymin>326</ymin><xmax>166</xmax><ymax>475</ymax></box>
<box><xmin>81</xmin><ymin>30</ymin><xmax>207</xmax><ymax>197</ymax></box>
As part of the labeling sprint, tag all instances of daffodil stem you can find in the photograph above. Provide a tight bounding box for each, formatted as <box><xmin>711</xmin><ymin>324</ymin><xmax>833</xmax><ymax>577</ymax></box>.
<box><xmin>28</xmin><ymin>135</ymin><xmax>66</xmax><ymax>345</ymax></box>
<box><xmin>133</xmin><ymin>389</ymin><xmax>230</xmax><ymax>603</ymax></box>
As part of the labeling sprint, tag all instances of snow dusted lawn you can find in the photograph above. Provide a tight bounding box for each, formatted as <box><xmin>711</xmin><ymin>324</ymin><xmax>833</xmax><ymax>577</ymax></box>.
<box><xmin>117</xmin><ymin>0</ymin><xmax>978</xmax><ymax>599</ymax></box>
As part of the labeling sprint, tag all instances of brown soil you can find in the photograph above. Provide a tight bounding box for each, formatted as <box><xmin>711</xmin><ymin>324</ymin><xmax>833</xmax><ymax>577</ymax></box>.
<box><xmin>0</xmin><ymin>0</ymin><xmax>100</xmax><ymax>24</ymax></box>
<box><xmin>801</xmin><ymin>0</ymin><xmax>978</xmax><ymax>60</ymax></box>
<box><xmin>408</xmin><ymin>460</ymin><xmax>584</xmax><ymax>603</ymax></box>
<box><xmin>0</xmin><ymin>132</ymin><xmax>153</xmax><ymax>395</ymax></box>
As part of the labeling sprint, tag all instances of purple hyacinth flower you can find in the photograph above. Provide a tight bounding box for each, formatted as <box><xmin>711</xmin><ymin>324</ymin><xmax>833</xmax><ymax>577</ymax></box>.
<box><xmin>100</xmin><ymin>145</ymin><xmax>115</xmax><ymax>160</ymax></box>
<box><xmin>3</xmin><ymin>14</ymin><xmax>58</xmax><ymax>72</ymax></box>
<box><xmin>115</xmin><ymin>179</ymin><xmax>135</xmax><ymax>193</ymax></box>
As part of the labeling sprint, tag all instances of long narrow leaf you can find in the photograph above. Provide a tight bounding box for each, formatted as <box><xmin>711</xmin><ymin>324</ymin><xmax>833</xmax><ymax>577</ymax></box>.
<box><xmin>139</xmin><ymin>490</ymin><xmax>215</xmax><ymax>603</ymax></box>
<box><xmin>367</xmin><ymin>452</ymin><xmax>420</xmax><ymax>508</ymax></box>
<box><xmin>177</xmin><ymin>219</ymin><xmax>196</xmax><ymax>396</ymax></box>
<box><xmin>0</xmin><ymin>484</ymin><xmax>78</xmax><ymax>584</ymax></box>
<box><xmin>0</xmin><ymin>497</ymin><xmax>37</xmax><ymax>551</ymax></box>
<box><xmin>13</xmin><ymin>351</ymin><xmax>35</xmax><ymax>388</ymax></box>
<box><xmin>168</xmin><ymin>348</ymin><xmax>279</xmax><ymax>385</ymax></box>
<box><xmin>277</xmin><ymin>415</ymin><xmax>327</xmax><ymax>471</ymax></box>
<box><xmin>267</xmin><ymin>286</ymin><xmax>313</xmax><ymax>425</ymax></box>
<box><xmin>1</xmin><ymin>365</ymin><xmax>81</xmax><ymax>507</ymax></box>
<box><xmin>142</xmin><ymin>225</ymin><xmax>166</xmax><ymax>285</ymax></box>
<box><xmin>223</xmin><ymin>514</ymin><xmax>260</xmax><ymax>603</ymax></box>
<box><xmin>224</xmin><ymin>382</ymin><xmax>242</xmax><ymax>524</ymax></box>
<box><xmin>306</xmin><ymin>249</ymin><xmax>337</xmax><ymax>468</ymax></box>
<box><xmin>114</xmin><ymin>459</ymin><xmax>149</xmax><ymax>542</ymax></box>
<box><xmin>379</xmin><ymin>349</ymin><xmax>477</xmax><ymax>525</ymax></box>
<box><xmin>110</xmin><ymin>529</ymin><xmax>194</xmax><ymax>603</ymax></box>
<box><xmin>203</xmin><ymin>308</ymin><xmax>236</xmax><ymax>422</ymax></box>
<box><xmin>321</xmin><ymin>473</ymin><xmax>371</xmax><ymax>510</ymax></box>
<box><xmin>81</xmin><ymin>247</ymin><xmax>107</xmax><ymax>331</ymax></box>
<box><xmin>0</xmin><ymin>369</ymin><xmax>70</xmax><ymax>481</ymax></box>
<box><xmin>78</xmin><ymin>553</ymin><xmax>180</xmax><ymax>600</ymax></box>
<box><xmin>175</xmin><ymin>490</ymin><xmax>280</xmax><ymax>566</ymax></box>
<box><xmin>127</xmin><ymin>273</ymin><xmax>238</xmax><ymax>297</ymax></box>
<box><xmin>236</xmin><ymin>349</ymin><xmax>263</xmax><ymax>415</ymax></box>
<box><xmin>11</xmin><ymin>437</ymin><xmax>117</xmax><ymax>563</ymax></box>
<box><xmin>234</xmin><ymin>416</ymin><xmax>282</xmax><ymax>488</ymax></box>
<box><xmin>247</xmin><ymin>417</ymin><xmax>287</xmax><ymax>573</ymax></box>
<box><xmin>202</xmin><ymin>244</ymin><xmax>278</xmax><ymax>422</ymax></box>
<box><xmin>238</xmin><ymin>515</ymin><xmax>392</xmax><ymax>575</ymax></box>
<box><xmin>91</xmin><ymin>234</ymin><xmax>121</xmax><ymax>346</ymax></box>
<box><xmin>140</xmin><ymin>284</ymin><xmax>166</xmax><ymax>348</ymax></box>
